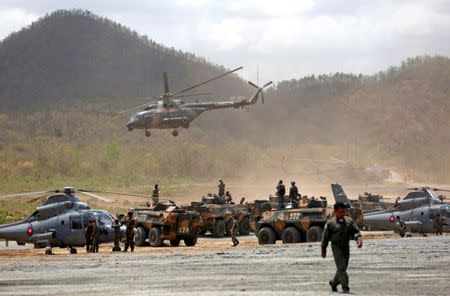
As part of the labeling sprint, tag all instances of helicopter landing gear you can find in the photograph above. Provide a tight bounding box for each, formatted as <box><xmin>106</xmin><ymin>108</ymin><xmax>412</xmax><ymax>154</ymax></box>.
<box><xmin>69</xmin><ymin>247</ymin><xmax>77</xmax><ymax>254</ymax></box>
<box><xmin>45</xmin><ymin>248</ymin><xmax>53</xmax><ymax>255</ymax></box>
<box><xmin>145</xmin><ymin>130</ymin><xmax>151</xmax><ymax>137</ymax></box>
<box><xmin>172</xmin><ymin>129</ymin><xmax>179</xmax><ymax>137</ymax></box>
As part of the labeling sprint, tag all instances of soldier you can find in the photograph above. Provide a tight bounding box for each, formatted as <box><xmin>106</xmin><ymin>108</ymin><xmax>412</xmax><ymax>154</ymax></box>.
<box><xmin>84</xmin><ymin>220</ymin><xmax>94</xmax><ymax>253</ymax></box>
<box><xmin>218</xmin><ymin>180</ymin><xmax>225</xmax><ymax>197</ymax></box>
<box><xmin>289</xmin><ymin>181</ymin><xmax>300</xmax><ymax>209</ymax></box>
<box><xmin>124</xmin><ymin>211</ymin><xmax>136</xmax><ymax>252</ymax></box>
<box><xmin>276</xmin><ymin>180</ymin><xmax>286</xmax><ymax>209</ymax></box>
<box><xmin>225</xmin><ymin>191</ymin><xmax>233</xmax><ymax>204</ymax></box>
<box><xmin>434</xmin><ymin>213</ymin><xmax>444</xmax><ymax>236</ymax></box>
<box><xmin>112</xmin><ymin>219</ymin><xmax>121</xmax><ymax>252</ymax></box>
<box><xmin>321</xmin><ymin>202</ymin><xmax>363</xmax><ymax>294</ymax></box>
<box><xmin>152</xmin><ymin>184</ymin><xmax>159</xmax><ymax>206</ymax></box>
<box><xmin>91</xmin><ymin>220</ymin><xmax>101</xmax><ymax>253</ymax></box>
<box><xmin>230</xmin><ymin>216</ymin><xmax>239</xmax><ymax>247</ymax></box>
<box><xmin>396</xmin><ymin>216</ymin><xmax>406</xmax><ymax>238</ymax></box>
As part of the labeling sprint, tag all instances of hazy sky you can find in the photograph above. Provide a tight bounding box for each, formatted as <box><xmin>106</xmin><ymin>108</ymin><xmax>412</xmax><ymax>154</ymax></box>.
<box><xmin>0</xmin><ymin>0</ymin><xmax>449</xmax><ymax>82</ymax></box>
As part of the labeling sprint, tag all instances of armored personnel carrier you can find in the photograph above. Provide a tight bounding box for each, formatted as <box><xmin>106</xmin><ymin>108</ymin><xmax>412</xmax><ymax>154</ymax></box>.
<box><xmin>255</xmin><ymin>198</ymin><xmax>329</xmax><ymax>245</ymax></box>
<box><xmin>183</xmin><ymin>194</ymin><xmax>251</xmax><ymax>237</ymax></box>
<box><xmin>131</xmin><ymin>199</ymin><xmax>202</xmax><ymax>247</ymax></box>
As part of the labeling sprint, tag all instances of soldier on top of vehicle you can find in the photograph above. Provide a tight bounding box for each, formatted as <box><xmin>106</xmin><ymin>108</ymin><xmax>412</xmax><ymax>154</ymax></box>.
<box><xmin>151</xmin><ymin>184</ymin><xmax>159</xmax><ymax>205</ymax></box>
<box><xmin>218</xmin><ymin>180</ymin><xmax>225</xmax><ymax>197</ymax></box>
<box><xmin>289</xmin><ymin>181</ymin><xmax>300</xmax><ymax>208</ymax></box>
<box><xmin>276</xmin><ymin>180</ymin><xmax>286</xmax><ymax>209</ymax></box>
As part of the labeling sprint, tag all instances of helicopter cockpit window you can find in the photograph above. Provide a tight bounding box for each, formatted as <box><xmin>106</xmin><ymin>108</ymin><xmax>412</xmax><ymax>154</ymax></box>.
<box><xmin>70</xmin><ymin>215</ymin><xmax>82</xmax><ymax>229</ymax></box>
<box><xmin>95</xmin><ymin>212</ymin><xmax>114</xmax><ymax>226</ymax></box>
<box><xmin>404</xmin><ymin>192</ymin><xmax>426</xmax><ymax>200</ymax></box>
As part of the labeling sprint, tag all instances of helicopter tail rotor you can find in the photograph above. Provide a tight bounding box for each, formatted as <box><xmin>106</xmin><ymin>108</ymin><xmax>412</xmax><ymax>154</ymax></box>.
<box><xmin>246</xmin><ymin>80</ymin><xmax>273</xmax><ymax>105</ymax></box>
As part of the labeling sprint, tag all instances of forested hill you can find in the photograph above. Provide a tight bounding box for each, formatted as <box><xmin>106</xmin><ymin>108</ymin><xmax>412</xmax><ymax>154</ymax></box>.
<box><xmin>0</xmin><ymin>9</ymin><xmax>248</xmax><ymax>108</ymax></box>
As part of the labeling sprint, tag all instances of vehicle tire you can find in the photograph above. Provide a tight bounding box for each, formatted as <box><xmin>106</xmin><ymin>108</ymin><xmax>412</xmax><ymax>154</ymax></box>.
<box><xmin>135</xmin><ymin>226</ymin><xmax>147</xmax><ymax>246</ymax></box>
<box><xmin>225</xmin><ymin>219</ymin><xmax>233</xmax><ymax>236</ymax></box>
<box><xmin>238</xmin><ymin>217</ymin><xmax>251</xmax><ymax>235</ymax></box>
<box><xmin>212</xmin><ymin>220</ymin><xmax>226</xmax><ymax>237</ymax></box>
<box><xmin>258</xmin><ymin>227</ymin><xmax>276</xmax><ymax>245</ymax></box>
<box><xmin>148</xmin><ymin>227</ymin><xmax>163</xmax><ymax>247</ymax></box>
<box><xmin>306</xmin><ymin>226</ymin><xmax>323</xmax><ymax>242</ymax></box>
<box><xmin>184</xmin><ymin>236</ymin><xmax>198</xmax><ymax>246</ymax></box>
<box><xmin>170</xmin><ymin>239</ymin><xmax>181</xmax><ymax>247</ymax></box>
<box><xmin>281</xmin><ymin>227</ymin><xmax>301</xmax><ymax>244</ymax></box>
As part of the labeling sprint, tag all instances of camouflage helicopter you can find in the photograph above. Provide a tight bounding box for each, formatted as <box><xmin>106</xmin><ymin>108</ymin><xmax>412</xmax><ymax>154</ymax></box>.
<box><xmin>0</xmin><ymin>187</ymin><xmax>125</xmax><ymax>254</ymax></box>
<box><xmin>120</xmin><ymin>66</ymin><xmax>272</xmax><ymax>137</ymax></box>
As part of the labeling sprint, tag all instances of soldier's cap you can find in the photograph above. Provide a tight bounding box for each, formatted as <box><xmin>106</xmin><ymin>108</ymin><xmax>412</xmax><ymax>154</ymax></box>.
<box><xmin>114</xmin><ymin>219</ymin><xmax>119</xmax><ymax>223</ymax></box>
<box><xmin>279</xmin><ymin>180</ymin><xmax>283</xmax><ymax>184</ymax></box>
<box><xmin>291</xmin><ymin>181</ymin><xmax>295</xmax><ymax>184</ymax></box>
<box><xmin>127</xmin><ymin>211</ymin><xmax>133</xmax><ymax>216</ymax></box>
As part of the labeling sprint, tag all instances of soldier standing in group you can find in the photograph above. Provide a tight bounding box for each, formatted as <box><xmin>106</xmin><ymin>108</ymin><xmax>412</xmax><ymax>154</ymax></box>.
<box><xmin>289</xmin><ymin>181</ymin><xmax>300</xmax><ymax>209</ymax></box>
<box><xmin>396</xmin><ymin>216</ymin><xmax>406</xmax><ymax>238</ymax></box>
<box><xmin>434</xmin><ymin>213</ymin><xmax>444</xmax><ymax>236</ymax></box>
<box><xmin>85</xmin><ymin>220</ymin><xmax>94</xmax><ymax>253</ymax></box>
<box><xmin>91</xmin><ymin>220</ymin><xmax>101</xmax><ymax>253</ymax></box>
<box><xmin>152</xmin><ymin>184</ymin><xmax>159</xmax><ymax>206</ymax></box>
<box><xmin>276</xmin><ymin>180</ymin><xmax>286</xmax><ymax>209</ymax></box>
<box><xmin>112</xmin><ymin>219</ymin><xmax>121</xmax><ymax>252</ymax></box>
<box><xmin>230</xmin><ymin>216</ymin><xmax>239</xmax><ymax>247</ymax></box>
<box><xmin>321</xmin><ymin>202</ymin><xmax>363</xmax><ymax>294</ymax></box>
<box><xmin>225</xmin><ymin>191</ymin><xmax>233</xmax><ymax>204</ymax></box>
<box><xmin>218</xmin><ymin>180</ymin><xmax>225</xmax><ymax>197</ymax></box>
<box><xmin>124</xmin><ymin>211</ymin><xmax>136</xmax><ymax>252</ymax></box>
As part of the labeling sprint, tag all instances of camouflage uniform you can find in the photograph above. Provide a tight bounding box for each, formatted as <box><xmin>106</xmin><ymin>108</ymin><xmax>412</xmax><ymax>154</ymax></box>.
<box><xmin>152</xmin><ymin>185</ymin><xmax>159</xmax><ymax>206</ymax></box>
<box><xmin>289</xmin><ymin>183</ymin><xmax>299</xmax><ymax>209</ymax></box>
<box><xmin>231</xmin><ymin>217</ymin><xmax>239</xmax><ymax>246</ymax></box>
<box><xmin>124</xmin><ymin>216</ymin><xmax>136</xmax><ymax>252</ymax></box>
<box><xmin>84</xmin><ymin>222</ymin><xmax>94</xmax><ymax>253</ymax></box>
<box><xmin>434</xmin><ymin>215</ymin><xmax>444</xmax><ymax>236</ymax></box>
<box><xmin>112</xmin><ymin>220</ymin><xmax>121</xmax><ymax>252</ymax></box>
<box><xmin>218</xmin><ymin>180</ymin><xmax>225</xmax><ymax>197</ymax></box>
<box><xmin>397</xmin><ymin>217</ymin><xmax>406</xmax><ymax>237</ymax></box>
<box><xmin>276</xmin><ymin>181</ymin><xmax>286</xmax><ymax>209</ymax></box>
<box><xmin>91</xmin><ymin>223</ymin><xmax>101</xmax><ymax>253</ymax></box>
<box><xmin>321</xmin><ymin>216</ymin><xmax>362</xmax><ymax>292</ymax></box>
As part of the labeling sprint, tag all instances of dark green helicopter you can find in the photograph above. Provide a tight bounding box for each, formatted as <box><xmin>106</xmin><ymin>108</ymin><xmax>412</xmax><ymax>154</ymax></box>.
<box><xmin>119</xmin><ymin>66</ymin><xmax>272</xmax><ymax>137</ymax></box>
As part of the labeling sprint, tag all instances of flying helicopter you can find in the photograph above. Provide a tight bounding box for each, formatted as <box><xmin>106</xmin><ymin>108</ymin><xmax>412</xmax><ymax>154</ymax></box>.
<box><xmin>0</xmin><ymin>187</ymin><xmax>126</xmax><ymax>254</ymax></box>
<box><xmin>119</xmin><ymin>66</ymin><xmax>272</xmax><ymax>137</ymax></box>
<box><xmin>362</xmin><ymin>187</ymin><xmax>450</xmax><ymax>234</ymax></box>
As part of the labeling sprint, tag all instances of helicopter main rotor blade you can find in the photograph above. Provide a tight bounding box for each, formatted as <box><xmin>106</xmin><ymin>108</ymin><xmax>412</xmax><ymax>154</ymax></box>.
<box><xmin>78</xmin><ymin>189</ymin><xmax>151</xmax><ymax>199</ymax></box>
<box><xmin>76</xmin><ymin>190</ymin><xmax>114</xmax><ymax>204</ymax></box>
<box><xmin>0</xmin><ymin>191</ymin><xmax>55</xmax><ymax>200</ymax></box>
<box><xmin>171</xmin><ymin>66</ymin><xmax>243</xmax><ymax>97</ymax></box>
<box><xmin>173</xmin><ymin>92</ymin><xmax>215</xmax><ymax>98</ymax></box>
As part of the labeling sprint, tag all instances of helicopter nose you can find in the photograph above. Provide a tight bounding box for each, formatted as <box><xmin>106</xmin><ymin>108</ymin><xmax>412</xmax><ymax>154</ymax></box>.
<box><xmin>0</xmin><ymin>222</ymin><xmax>31</xmax><ymax>241</ymax></box>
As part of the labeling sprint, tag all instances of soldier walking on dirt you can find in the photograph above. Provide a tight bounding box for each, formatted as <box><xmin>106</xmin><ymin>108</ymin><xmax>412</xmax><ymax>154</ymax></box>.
<box><xmin>91</xmin><ymin>220</ymin><xmax>101</xmax><ymax>253</ymax></box>
<box><xmin>152</xmin><ymin>184</ymin><xmax>159</xmax><ymax>206</ymax></box>
<box><xmin>321</xmin><ymin>202</ymin><xmax>362</xmax><ymax>294</ymax></box>
<box><xmin>396</xmin><ymin>216</ymin><xmax>406</xmax><ymax>238</ymax></box>
<box><xmin>434</xmin><ymin>213</ymin><xmax>444</xmax><ymax>236</ymax></box>
<box><xmin>124</xmin><ymin>212</ymin><xmax>136</xmax><ymax>252</ymax></box>
<box><xmin>218</xmin><ymin>180</ymin><xmax>225</xmax><ymax>197</ymax></box>
<box><xmin>289</xmin><ymin>181</ymin><xmax>300</xmax><ymax>209</ymax></box>
<box><xmin>112</xmin><ymin>219</ymin><xmax>121</xmax><ymax>252</ymax></box>
<box><xmin>231</xmin><ymin>216</ymin><xmax>239</xmax><ymax>247</ymax></box>
<box><xmin>276</xmin><ymin>180</ymin><xmax>286</xmax><ymax>209</ymax></box>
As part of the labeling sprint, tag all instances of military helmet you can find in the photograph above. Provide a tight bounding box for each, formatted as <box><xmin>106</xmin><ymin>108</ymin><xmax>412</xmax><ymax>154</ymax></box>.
<box><xmin>291</xmin><ymin>181</ymin><xmax>295</xmax><ymax>185</ymax></box>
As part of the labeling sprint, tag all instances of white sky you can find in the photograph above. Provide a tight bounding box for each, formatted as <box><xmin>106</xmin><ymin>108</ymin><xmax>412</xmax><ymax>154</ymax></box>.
<box><xmin>0</xmin><ymin>0</ymin><xmax>449</xmax><ymax>82</ymax></box>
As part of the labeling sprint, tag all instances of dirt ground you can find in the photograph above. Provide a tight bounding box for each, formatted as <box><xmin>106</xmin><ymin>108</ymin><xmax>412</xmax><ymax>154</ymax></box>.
<box><xmin>0</xmin><ymin>233</ymin><xmax>449</xmax><ymax>296</ymax></box>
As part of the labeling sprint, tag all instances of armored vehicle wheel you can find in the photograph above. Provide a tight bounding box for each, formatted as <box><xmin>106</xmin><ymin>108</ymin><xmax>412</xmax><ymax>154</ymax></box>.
<box><xmin>135</xmin><ymin>226</ymin><xmax>147</xmax><ymax>246</ymax></box>
<box><xmin>306</xmin><ymin>226</ymin><xmax>323</xmax><ymax>242</ymax></box>
<box><xmin>258</xmin><ymin>227</ymin><xmax>276</xmax><ymax>245</ymax></box>
<box><xmin>184</xmin><ymin>236</ymin><xmax>197</xmax><ymax>246</ymax></box>
<box><xmin>238</xmin><ymin>217</ymin><xmax>251</xmax><ymax>235</ymax></box>
<box><xmin>281</xmin><ymin>227</ymin><xmax>301</xmax><ymax>244</ymax></box>
<box><xmin>148</xmin><ymin>227</ymin><xmax>163</xmax><ymax>247</ymax></box>
<box><xmin>170</xmin><ymin>239</ymin><xmax>181</xmax><ymax>247</ymax></box>
<box><xmin>213</xmin><ymin>220</ymin><xmax>226</xmax><ymax>237</ymax></box>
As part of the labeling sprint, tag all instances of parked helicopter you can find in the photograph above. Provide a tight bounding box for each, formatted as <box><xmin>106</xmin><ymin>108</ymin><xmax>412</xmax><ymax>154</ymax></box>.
<box><xmin>0</xmin><ymin>187</ymin><xmax>125</xmax><ymax>254</ymax></box>
<box><xmin>362</xmin><ymin>187</ymin><xmax>450</xmax><ymax>234</ymax></box>
<box><xmin>120</xmin><ymin>66</ymin><xmax>272</xmax><ymax>137</ymax></box>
